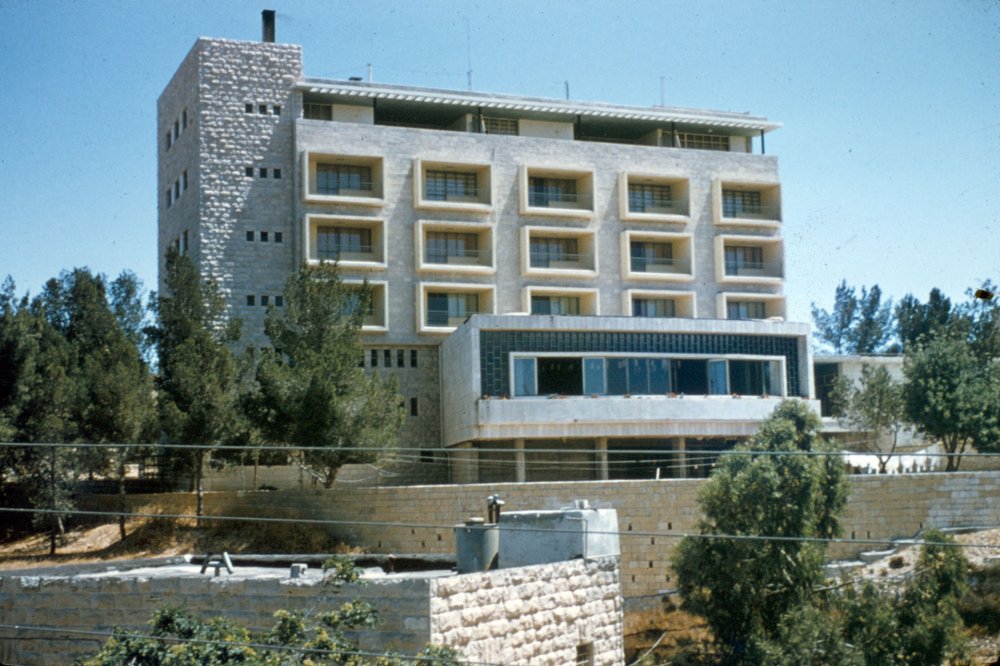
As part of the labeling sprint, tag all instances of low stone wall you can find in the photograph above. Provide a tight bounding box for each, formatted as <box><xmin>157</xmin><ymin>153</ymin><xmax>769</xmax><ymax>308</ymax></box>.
<box><xmin>429</xmin><ymin>556</ymin><xmax>623</xmax><ymax>665</ymax></box>
<box><xmin>0</xmin><ymin>560</ymin><xmax>431</xmax><ymax>666</ymax></box>
<box><xmin>78</xmin><ymin>471</ymin><xmax>1000</xmax><ymax>602</ymax></box>
<box><xmin>0</xmin><ymin>556</ymin><xmax>623</xmax><ymax>666</ymax></box>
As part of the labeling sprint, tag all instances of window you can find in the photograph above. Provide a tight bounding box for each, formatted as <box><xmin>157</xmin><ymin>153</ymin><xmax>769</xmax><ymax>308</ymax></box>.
<box><xmin>182</xmin><ymin>108</ymin><xmax>187</xmax><ymax>129</ymax></box>
<box><xmin>245</xmin><ymin>103</ymin><xmax>254</xmax><ymax>114</ymax></box>
<box><xmin>246</xmin><ymin>295</ymin><xmax>255</xmax><ymax>306</ymax></box>
<box><xmin>260</xmin><ymin>231</ymin><xmax>269</xmax><ymax>242</ymax></box>
<box><xmin>173</xmin><ymin>120</ymin><xmax>179</xmax><ymax>141</ymax></box>
<box><xmin>410</xmin><ymin>349</ymin><xmax>418</xmax><ymax>367</ymax></box>
<box><xmin>425</xmin><ymin>170</ymin><xmax>477</xmax><ymax>201</ymax></box>
<box><xmin>630</xmin><ymin>241</ymin><xmax>673</xmax><ymax>272</ymax></box>
<box><xmin>530</xmin><ymin>236</ymin><xmax>578</xmax><ymax>269</ymax></box>
<box><xmin>426</xmin><ymin>232</ymin><xmax>479</xmax><ymax>264</ymax></box>
<box><xmin>261</xmin><ymin>295</ymin><xmax>269</xmax><ymax>306</ymax></box>
<box><xmin>575</xmin><ymin>643</ymin><xmax>594</xmax><ymax>666</ymax></box>
<box><xmin>317</xmin><ymin>227</ymin><xmax>371</xmax><ymax>260</ymax></box>
<box><xmin>246</xmin><ymin>230</ymin><xmax>254</xmax><ymax>241</ymax></box>
<box><xmin>514</xmin><ymin>357</ymin><xmax>537</xmax><ymax>396</ymax></box>
<box><xmin>483</xmin><ymin>116</ymin><xmax>518</xmax><ymax>135</ymax></box>
<box><xmin>182</xmin><ymin>170</ymin><xmax>188</xmax><ymax>191</ymax></box>
<box><xmin>678</xmin><ymin>132</ymin><xmax>729</xmax><ymax>151</ymax></box>
<box><xmin>426</xmin><ymin>292</ymin><xmax>479</xmax><ymax>326</ymax></box>
<box><xmin>273</xmin><ymin>168</ymin><xmax>282</xmax><ymax>179</ymax></box>
<box><xmin>165</xmin><ymin>189</ymin><xmax>172</xmax><ymax>208</ymax></box>
<box><xmin>531</xmin><ymin>295</ymin><xmax>580</xmax><ymax>315</ymax></box>
<box><xmin>628</xmin><ymin>183</ymin><xmax>672</xmax><ymax>213</ymax></box>
<box><xmin>371</xmin><ymin>349</ymin><xmax>378</xmax><ymax>367</ymax></box>
<box><xmin>259</xmin><ymin>168</ymin><xmax>268</xmax><ymax>178</ymax></box>
<box><xmin>724</xmin><ymin>246</ymin><xmax>764</xmax><ymax>275</ymax></box>
<box><xmin>384</xmin><ymin>349</ymin><xmax>391</xmax><ymax>367</ymax></box>
<box><xmin>727</xmin><ymin>300</ymin><xmax>767</xmax><ymax>320</ymax></box>
<box><xmin>165</xmin><ymin>132</ymin><xmax>171</xmax><ymax>150</ymax></box>
<box><xmin>304</xmin><ymin>103</ymin><xmax>332</xmax><ymax>120</ymax></box>
<box><xmin>633</xmin><ymin>298</ymin><xmax>675</xmax><ymax>317</ymax></box>
<box><xmin>258</xmin><ymin>104</ymin><xmax>267</xmax><ymax>115</ymax></box>
<box><xmin>722</xmin><ymin>189</ymin><xmax>762</xmax><ymax>218</ymax></box>
<box><xmin>529</xmin><ymin>177</ymin><xmax>577</xmax><ymax>208</ymax></box>
<box><xmin>174</xmin><ymin>180</ymin><xmax>181</xmax><ymax>200</ymax></box>
<box><xmin>316</xmin><ymin>164</ymin><xmax>372</xmax><ymax>195</ymax></box>
<box><xmin>275</xmin><ymin>295</ymin><xmax>283</xmax><ymax>307</ymax></box>
<box><xmin>410</xmin><ymin>397</ymin><xmax>418</xmax><ymax>416</ymax></box>
<box><xmin>245</xmin><ymin>166</ymin><xmax>254</xmax><ymax>178</ymax></box>
<box><xmin>397</xmin><ymin>349</ymin><xmax>404</xmax><ymax>367</ymax></box>
<box><xmin>274</xmin><ymin>232</ymin><xmax>283</xmax><ymax>243</ymax></box>
<box><xmin>272</xmin><ymin>105</ymin><xmax>281</xmax><ymax>116</ymax></box>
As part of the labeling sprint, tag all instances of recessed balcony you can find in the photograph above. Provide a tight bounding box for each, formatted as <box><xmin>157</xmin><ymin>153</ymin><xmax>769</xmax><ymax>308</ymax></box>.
<box><xmin>715</xmin><ymin>236</ymin><xmax>784</xmax><ymax>284</ymax></box>
<box><xmin>621</xmin><ymin>231</ymin><xmax>693</xmax><ymax>281</ymax></box>
<box><xmin>619</xmin><ymin>174</ymin><xmax>690</xmax><ymax>222</ymax></box>
<box><xmin>713</xmin><ymin>179</ymin><xmax>781</xmax><ymax>227</ymax></box>
<box><xmin>303</xmin><ymin>152</ymin><xmax>383</xmax><ymax>206</ymax></box>
<box><xmin>306</xmin><ymin>215</ymin><xmax>385</xmax><ymax>270</ymax></box>
<box><xmin>522</xmin><ymin>226</ymin><xmax>597</xmax><ymax>277</ymax></box>
<box><xmin>520</xmin><ymin>167</ymin><xmax>595</xmax><ymax>218</ymax></box>
<box><xmin>413</xmin><ymin>159</ymin><xmax>492</xmax><ymax>212</ymax></box>
<box><xmin>419</xmin><ymin>283</ymin><xmax>495</xmax><ymax>334</ymax></box>
<box><xmin>416</xmin><ymin>221</ymin><xmax>495</xmax><ymax>274</ymax></box>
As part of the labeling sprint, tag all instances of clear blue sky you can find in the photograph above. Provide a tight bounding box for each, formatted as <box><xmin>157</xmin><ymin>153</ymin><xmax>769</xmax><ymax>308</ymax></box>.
<box><xmin>1</xmin><ymin>0</ymin><xmax>998</xmax><ymax>326</ymax></box>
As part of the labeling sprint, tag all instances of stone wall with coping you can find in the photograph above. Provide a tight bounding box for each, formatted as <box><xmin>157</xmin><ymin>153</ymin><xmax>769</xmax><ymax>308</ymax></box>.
<box><xmin>428</xmin><ymin>556</ymin><xmax>624</xmax><ymax>666</ymax></box>
<box><xmin>0</xmin><ymin>556</ymin><xmax>622</xmax><ymax>666</ymax></box>
<box><xmin>79</xmin><ymin>471</ymin><xmax>1000</xmax><ymax>604</ymax></box>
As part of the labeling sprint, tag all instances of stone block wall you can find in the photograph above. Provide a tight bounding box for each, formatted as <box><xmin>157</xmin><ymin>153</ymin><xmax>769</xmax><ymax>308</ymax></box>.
<box><xmin>0</xmin><ymin>557</ymin><xmax>622</xmax><ymax>665</ymax></box>
<box><xmin>429</xmin><ymin>556</ymin><xmax>624</xmax><ymax>666</ymax></box>
<box><xmin>79</xmin><ymin>471</ymin><xmax>1000</xmax><ymax>602</ymax></box>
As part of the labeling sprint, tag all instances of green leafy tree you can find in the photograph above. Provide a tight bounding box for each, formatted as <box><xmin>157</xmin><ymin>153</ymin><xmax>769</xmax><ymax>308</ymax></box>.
<box><xmin>812</xmin><ymin>281</ymin><xmax>893</xmax><ymax>353</ymax></box>
<box><xmin>673</xmin><ymin>401</ymin><xmax>848</xmax><ymax>661</ymax></box>
<box><xmin>903</xmin><ymin>334</ymin><xmax>1000</xmax><ymax>471</ymax></box>
<box><xmin>150</xmin><ymin>248</ymin><xmax>244</xmax><ymax>516</ymax></box>
<box><xmin>244</xmin><ymin>264</ymin><xmax>404</xmax><ymax>487</ymax></box>
<box><xmin>834</xmin><ymin>364</ymin><xmax>906</xmax><ymax>473</ymax></box>
<box><xmin>840</xmin><ymin>530</ymin><xmax>968</xmax><ymax>665</ymax></box>
<box><xmin>81</xmin><ymin>558</ymin><xmax>461</xmax><ymax>665</ymax></box>
<box><xmin>894</xmin><ymin>288</ymin><xmax>956</xmax><ymax>352</ymax></box>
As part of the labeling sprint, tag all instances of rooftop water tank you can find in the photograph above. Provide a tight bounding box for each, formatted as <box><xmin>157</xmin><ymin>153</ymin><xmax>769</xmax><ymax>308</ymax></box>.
<box><xmin>498</xmin><ymin>499</ymin><xmax>619</xmax><ymax>568</ymax></box>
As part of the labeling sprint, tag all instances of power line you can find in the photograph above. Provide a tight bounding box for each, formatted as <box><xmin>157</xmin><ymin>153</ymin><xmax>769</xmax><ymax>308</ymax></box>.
<box><xmin>1</xmin><ymin>506</ymin><xmax>996</xmax><ymax>551</ymax></box>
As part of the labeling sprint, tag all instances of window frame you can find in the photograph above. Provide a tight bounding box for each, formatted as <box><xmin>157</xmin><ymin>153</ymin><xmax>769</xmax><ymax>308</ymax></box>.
<box><xmin>413</xmin><ymin>159</ymin><xmax>492</xmax><ymax>212</ymax></box>
<box><xmin>303</xmin><ymin>152</ymin><xmax>384</xmax><ymax>206</ymax></box>
<box><xmin>520</xmin><ymin>166</ymin><xmax>595</xmax><ymax>218</ymax></box>
<box><xmin>305</xmin><ymin>214</ymin><xmax>386</xmax><ymax>270</ymax></box>
<box><xmin>619</xmin><ymin>173</ymin><xmax>690</xmax><ymax>222</ymax></box>
<box><xmin>417</xmin><ymin>282</ymin><xmax>496</xmax><ymax>334</ymax></box>
<box><xmin>415</xmin><ymin>220</ymin><xmax>495</xmax><ymax>275</ymax></box>
<box><xmin>522</xmin><ymin>226</ymin><xmax>598</xmax><ymax>277</ymax></box>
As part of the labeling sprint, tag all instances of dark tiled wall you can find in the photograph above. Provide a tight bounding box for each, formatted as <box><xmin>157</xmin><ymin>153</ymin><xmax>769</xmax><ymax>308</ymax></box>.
<box><xmin>479</xmin><ymin>330</ymin><xmax>802</xmax><ymax>397</ymax></box>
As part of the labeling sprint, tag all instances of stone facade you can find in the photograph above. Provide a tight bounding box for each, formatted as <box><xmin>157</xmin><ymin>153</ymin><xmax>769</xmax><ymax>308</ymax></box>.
<box><xmin>158</xmin><ymin>35</ymin><xmax>795</xmax><ymax>457</ymax></box>
<box><xmin>0</xmin><ymin>556</ymin><xmax>623</xmax><ymax>666</ymax></box>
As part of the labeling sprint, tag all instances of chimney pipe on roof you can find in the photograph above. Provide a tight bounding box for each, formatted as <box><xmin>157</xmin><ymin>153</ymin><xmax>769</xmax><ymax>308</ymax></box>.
<box><xmin>262</xmin><ymin>10</ymin><xmax>276</xmax><ymax>43</ymax></box>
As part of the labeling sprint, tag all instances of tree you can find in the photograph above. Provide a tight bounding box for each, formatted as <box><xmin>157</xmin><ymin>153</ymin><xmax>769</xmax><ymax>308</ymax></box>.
<box><xmin>811</xmin><ymin>281</ymin><xmax>893</xmax><ymax>354</ymax></box>
<box><xmin>150</xmin><ymin>248</ymin><xmax>244</xmax><ymax>517</ymax></box>
<box><xmin>903</xmin><ymin>334</ymin><xmax>1000</xmax><ymax>471</ymax></box>
<box><xmin>834</xmin><ymin>364</ymin><xmax>906</xmax><ymax>473</ymax></box>
<box><xmin>245</xmin><ymin>264</ymin><xmax>404</xmax><ymax>487</ymax></box>
<box><xmin>673</xmin><ymin>401</ymin><xmax>848</xmax><ymax>660</ymax></box>
<box><xmin>81</xmin><ymin>557</ymin><xmax>461</xmax><ymax>665</ymax></box>
<box><xmin>811</xmin><ymin>280</ymin><xmax>857</xmax><ymax>354</ymax></box>
<box><xmin>894</xmin><ymin>288</ymin><xmax>955</xmax><ymax>352</ymax></box>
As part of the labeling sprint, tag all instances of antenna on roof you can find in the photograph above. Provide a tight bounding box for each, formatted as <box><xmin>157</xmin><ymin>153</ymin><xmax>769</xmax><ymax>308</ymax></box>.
<box><xmin>465</xmin><ymin>17</ymin><xmax>473</xmax><ymax>91</ymax></box>
<box><xmin>659</xmin><ymin>76</ymin><xmax>665</xmax><ymax>107</ymax></box>
<box><xmin>564</xmin><ymin>81</ymin><xmax>570</xmax><ymax>100</ymax></box>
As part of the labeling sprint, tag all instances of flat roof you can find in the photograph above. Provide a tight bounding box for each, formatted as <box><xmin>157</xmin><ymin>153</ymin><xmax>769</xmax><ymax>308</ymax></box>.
<box><xmin>298</xmin><ymin>78</ymin><xmax>782</xmax><ymax>133</ymax></box>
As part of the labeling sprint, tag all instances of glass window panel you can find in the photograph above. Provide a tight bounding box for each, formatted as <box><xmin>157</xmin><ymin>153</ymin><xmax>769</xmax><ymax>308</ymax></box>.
<box><xmin>316</xmin><ymin>164</ymin><xmax>372</xmax><ymax>195</ymax></box>
<box><xmin>513</xmin><ymin>358</ymin><xmax>537</xmax><ymax>397</ymax></box>
<box><xmin>722</xmin><ymin>190</ymin><xmax>762</xmax><ymax>217</ymax></box>
<box><xmin>628</xmin><ymin>358</ymin><xmax>650</xmax><ymax>395</ymax></box>
<box><xmin>425</xmin><ymin>170</ymin><xmax>478</xmax><ymax>201</ymax></box>
<box><xmin>606</xmin><ymin>358</ymin><xmax>628</xmax><ymax>395</ymax></box>
<box><xmin>583</xmin><ymin>358</ymin><xmax>606</xmax><ymax>395</ymax></box>
<box><xmin>649</xmin><ymin>358</ymin><xmax>671</xmax><ymax>393</ymax></box>
<box><xmin>708</xmin><ymin>359</ymin><xmax>729</xmax><ymax>395</ymax></box>
<box><xmin>628</xmin><ymin>183</ymin><xmax>672</xmax><ymax>213</ymax></box>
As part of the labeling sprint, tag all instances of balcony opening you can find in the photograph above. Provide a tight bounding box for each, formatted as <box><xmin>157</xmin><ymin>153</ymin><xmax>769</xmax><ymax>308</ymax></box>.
<box><xmin>427</xmin><ymin>232</ymin><xmax>479</xmax><ymax>265</ymax></box>
<box><xmin>727</xmin><ymin>300</ymin><xmax>767</xmax><ymax>320</ymax></box>
<box><xmin>415</xmin><ymin>160</ymin><xmax>491</xmax><ymax>210</ymax></box>
<box><xmin>427</xmin><ymin>292</ymin><xmax>478</xmax><ymax>327</ymax></box>
<box><xmin>531</xmin><ymin>295</ymin><xmax>580</xmax><ymax>315</ymax></box>
<box><xmin>307</xmin><ymin>215</ymin><xmax>384</xmax><ymax>267</ymax></box>
<box><xmin>629</xmin><ymin>182</ymin><xmax>672</xmax><ymax>214</ymax></box>
<box><xmin>521</xmin><ymin>167</ymin><xmax>594</xmax><ymax>216</ymax></box>
<box><xmin>343</xmin><ymin>281</ymin><xmax>387</xmax><ymax>330</ymax></box>
<box><xmin>537</xmin><ymin>357</ymin><xmax>583</xmax><ymax>395</ymax></box>
<box><xmin>530</xmin><ymin>177</ymin><xmax>577</xmax><ymax>208</ymax></box>
<box><xmin>630</xmin><ymin>241</ymin><xmax>673</xmax><ymax>273</ymax></box>
<box><xmin>304</xmin><ymin>153</ymin><xmax>383</xmax><ymax>204</ymax></box>
<box><xmin>715</xmin><ymin>180</ymin><xmax>781</xmax><ymax>226</ymax></box>
<box><xmin>426</xmin><ymin>170</ymin><xmax>477</xmax><ymax>202</ymax></box>
<box><xmin>717</xmin><ymin>236</ymin><xmax>783</xmax><ymax>283</ymax></box>
<box><xmin>633</xmin><ymin>297</ymin><xmax>675</xmax><ymax>317</ymax></box>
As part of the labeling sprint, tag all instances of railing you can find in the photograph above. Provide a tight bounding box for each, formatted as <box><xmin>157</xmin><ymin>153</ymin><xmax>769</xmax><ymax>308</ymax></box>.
<box><xmin>315</xmin><ymin>182</ymin><xmax>375</xmax><ymax>197</ymax></box>
<box><xmin>316</xmin><ymin>244</ymin><xmax>378</xmax><ymax>261</ymax></box>
<box><xmin>426</xmin><ymin>309</ymin><xmax>482</xmax><ymax>327</ymax></box>
<box><xmin>529</xmin><ymin>251</ymin><xmax>594</xmax><ymax>270</ymax></box>
<box><xmin>425</xmin><ymin>248</ymin><xmax>487</xmax><ymax>265</ymax></box>
<box><xmin>528</xmin><ymin>191</ymin><xmax>592</xmax><ymax>209</ymax></box>
<box><xmin>721</xmin><ymin>202</ymin><xmax>780</xmax><ymax>221</ymax></box>
<box><xmin>628</xmin><ymin>198</ymin><xmax>689</xmax><ymax>216</ymax></box>
<box><xmin>632</xmin><ymin>256</ymin><xmax>693</xmax><ymax>275</ymax></box>
<box><xmin>424</xmin><ymin>188</ymin><xmax>481</xmax><ymax>203</ymax></box>
<box><xmin>724</xmin><ymin>259</ymin><xmax>782</xmax><ymax>278</ymax></box>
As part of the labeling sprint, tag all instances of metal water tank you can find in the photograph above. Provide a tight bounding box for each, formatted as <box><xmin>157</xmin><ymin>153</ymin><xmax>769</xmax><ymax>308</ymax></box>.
<box><xmin>498</xmin><ymin>500</ymin><xmax>619</xmax><ymax>568</ymax></box>
<box><xmin>454</xmin><ymin>517</ymin><xmax>499</xmax><ymax>573</ymax></box>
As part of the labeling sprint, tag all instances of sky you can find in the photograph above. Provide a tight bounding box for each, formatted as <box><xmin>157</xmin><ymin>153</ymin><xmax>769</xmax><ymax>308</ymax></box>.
<box><xmin>1</xmin><ymin>0</ymin><xmax>998</xmax><ymax>326</ymax></box>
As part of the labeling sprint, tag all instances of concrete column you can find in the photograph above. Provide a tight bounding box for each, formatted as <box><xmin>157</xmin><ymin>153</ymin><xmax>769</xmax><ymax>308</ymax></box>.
<box><xmin>675</xmin><ymin>437</ymin><xmax>687</xmax><ymax>479</ymax></box>
<box><xmin>451</xmin><ymin>443</ymin><xmax>479</xmax><ymax>484</ymax></box>
<box><xmin>514</xmin><ymin>439</ymin><xmax>526</xmax><ymax>483</ymax></box>
<box><xmin>596</xmin><ymin>438</ymin><xmax>609</xmax><ymax>480</ymax></box>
